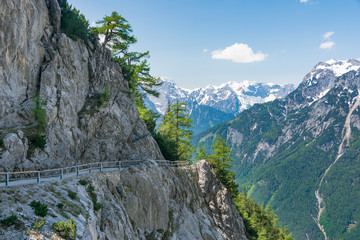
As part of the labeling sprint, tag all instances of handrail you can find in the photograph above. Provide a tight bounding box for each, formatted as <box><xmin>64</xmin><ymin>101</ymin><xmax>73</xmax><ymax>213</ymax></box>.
<box><xmin>0</xmin><ymin>159</ymin><xmax>191</xmax><ymax>187</ymax></box>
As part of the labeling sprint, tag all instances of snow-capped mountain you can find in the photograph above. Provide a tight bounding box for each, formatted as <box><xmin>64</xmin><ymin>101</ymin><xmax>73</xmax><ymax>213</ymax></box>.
<box><xmin>146</xmin><ymin>78</ymin><xmax>295</xmax><ymax>115</ymax></box>
<box><xmin>287</xmin><ymin>58</ymin><xmax>360</xmax><ymax>109</ymax></box>
<box><xmin>144</xmin><ymin>78</ymin><xmax>295</xmax><ymax>133</ymax></box>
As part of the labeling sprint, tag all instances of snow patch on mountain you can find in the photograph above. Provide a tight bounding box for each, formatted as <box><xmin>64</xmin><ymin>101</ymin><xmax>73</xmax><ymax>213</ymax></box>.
<box><xmin>145</xmin><ymin>78</ymin><xmax>295</xmax><ymax>116</ymax></box>
<box><xmin>306</xmin><ymin>59</ymin><xmax>360</xmax><ymax>83</ymax></box>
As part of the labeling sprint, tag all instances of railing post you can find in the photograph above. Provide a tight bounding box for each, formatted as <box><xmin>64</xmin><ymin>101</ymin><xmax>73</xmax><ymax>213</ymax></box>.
<box><xmin>100</xmin><ymin>163</ymin><xmax>103</xmax><ymax>172</ymax></box>
<box><xmin>6</xmin><ymin>173</ymin><xmax>9</xmax><ymax>187</ymax></box>
<box><xmin>118</xmin><ymin>161</ymin><xmax>121</xmax><ymax>169</ymax></box>
<box><xmin>37</xmin><ymin>171</ymin><xmax>40</xmax><ymax>183</ymax></box>
<box><xmin>76</xmin><ymin>165</ymin><xmax>79</xmax><ymax>176</ymax></box>
<box><xmin>60</xmin><ymin>169</ymin><xmax>63</xmax><ymax>180</ymax></box>
<box><xmin>89</xmin><ymin>164</ymin><xmax>92</xmax><ymax>173</ymax></box>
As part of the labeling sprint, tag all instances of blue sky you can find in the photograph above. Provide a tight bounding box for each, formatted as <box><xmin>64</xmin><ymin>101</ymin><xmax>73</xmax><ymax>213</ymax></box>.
<box><xmin>68</xmin><ymin>0</ymin><xmax>360</xmax><ymax>89</ymax></box>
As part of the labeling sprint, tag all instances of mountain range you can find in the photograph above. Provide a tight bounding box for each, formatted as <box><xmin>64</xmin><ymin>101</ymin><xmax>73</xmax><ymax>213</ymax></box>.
<box><xmin>193</xmin><ymin>58</ymin><xmax>360</xmax><ymax>239</ymax></box>
<box><xmin>145</xmin><ymin>78</ymin><xmax>295</xmax><ymax>134</ymax></box>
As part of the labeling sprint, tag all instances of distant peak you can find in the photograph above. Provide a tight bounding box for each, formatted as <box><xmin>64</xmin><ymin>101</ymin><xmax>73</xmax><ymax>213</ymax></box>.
<box><xmin>160</xmin><ymin>76</ymin><xmax>175</xmax><ymax>84</ymax></box>
<box><xmin>307</xmin><ymin>58</ymin><xmax>360</xmax><ymax>80</ymax></box>
<box><xmin>324</xmin><ymin>58</ymin><xmax>338</xmax><ymax>65</ymax></box>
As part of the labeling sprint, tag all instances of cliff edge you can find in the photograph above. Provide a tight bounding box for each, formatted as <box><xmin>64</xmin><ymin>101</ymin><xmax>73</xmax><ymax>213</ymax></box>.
<box><xmin>0</xmin><ymin>160</ymin><xmax>248</xmax><ymax>240</ymax></box>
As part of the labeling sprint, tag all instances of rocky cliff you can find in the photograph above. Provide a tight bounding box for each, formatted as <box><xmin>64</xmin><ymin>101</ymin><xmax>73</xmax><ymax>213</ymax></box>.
<box><xmin>0</xmin><ymin>160</ymin><xmax>248</xmax><ymax>240</ymax></box>
<box><xmin>0</xmin><ymin>0</ymin><xmax>163</xmax><ymax>172</ymax></box>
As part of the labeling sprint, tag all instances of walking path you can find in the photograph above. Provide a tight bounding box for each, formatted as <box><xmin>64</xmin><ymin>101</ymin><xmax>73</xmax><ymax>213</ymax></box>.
<box><xmin>0</xmin><ymin>159</ymin><xmax>189</xmax><ymax>188</ymax></box>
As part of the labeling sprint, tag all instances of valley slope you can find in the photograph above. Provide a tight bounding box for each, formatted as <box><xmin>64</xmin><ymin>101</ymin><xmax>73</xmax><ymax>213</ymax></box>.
<box><xmin>194</xmin><ymin>59</ymin><xmax>360</xmax><ymax>239</ymax></box>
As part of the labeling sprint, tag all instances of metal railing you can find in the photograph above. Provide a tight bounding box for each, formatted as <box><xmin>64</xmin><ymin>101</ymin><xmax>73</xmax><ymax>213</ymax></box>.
<box><xmin>0</xmin><ymin>159</ymin><xmax>190</xmax><ymax>187</ymax></box>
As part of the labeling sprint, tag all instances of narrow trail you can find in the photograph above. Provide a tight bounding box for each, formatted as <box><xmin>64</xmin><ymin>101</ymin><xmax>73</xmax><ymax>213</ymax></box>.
<box><xmin>314</xmin><ymin>93</ymin><xmax>360</xmax><ymax>240</ymax></box>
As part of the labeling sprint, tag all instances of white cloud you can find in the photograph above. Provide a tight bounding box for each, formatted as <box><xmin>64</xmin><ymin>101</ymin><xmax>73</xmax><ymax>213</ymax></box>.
<box><xmin>203</xmin><ymin>49</ymin><xmax>209</xmax><ymax>53</ymax></box>
<box><xmin>211</xmin><ymin>43</ymin><xmax>267</xmax><ymax>63</ymax></box>
<box><xmin>320</xmin><ymin>41</ymin><xmax>335</xmax><ymax>49</ymax></box>
<box><xmin>300</xmin><ymin>0</ymin><xmax>309</xmax><ymax>3</ymax></box>
<box><xmin>323</xmin><ymin>31</ymin><xmax>334</xmax><ymax>39</ymax></box>
<box><xmin>90</xmin><ymin>21</ymin><xmax>96</xmax><ymax>27</ymax></box>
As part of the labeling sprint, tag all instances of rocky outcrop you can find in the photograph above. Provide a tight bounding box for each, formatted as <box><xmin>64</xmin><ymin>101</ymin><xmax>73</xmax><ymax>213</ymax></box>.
<box><xmin>0</xmin><ymin>0</ymin><xmax>163</xmax><ymax>171</ymax></box>
<box><xmin>0</xmin><ymin>160</ymin><xmax>248</xmax><ymax>240</ymax></box>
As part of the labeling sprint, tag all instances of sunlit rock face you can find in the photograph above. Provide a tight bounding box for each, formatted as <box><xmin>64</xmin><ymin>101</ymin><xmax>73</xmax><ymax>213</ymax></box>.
<box><xmin>0</xmin><ymin>0</ymin><xmax>163</xmax><ymax>171</ymax></box>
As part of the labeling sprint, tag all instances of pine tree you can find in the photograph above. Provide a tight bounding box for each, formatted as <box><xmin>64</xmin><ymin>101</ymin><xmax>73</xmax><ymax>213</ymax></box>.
<box><xmin>209</xmin><ymin>136</ymin><xmax>232</xmax><ymax>169</ymax></box>
<box><xmin>158</xmin><ymin>100</ymin><xmax>194</xmax><ymax>160</ymax></box>
<box><xmin>94</xmin><ymin>11</ymin><xmax>162</xmax><ymax>97</ymax></box>
<box><xmin>134</xmin><ymin>94</ymin><xmax>159</xmax><ymax>134</ymax></box>
<box><xmin>209</xmin><ymin>136</ymin><xmax>239</xmax><ymax>197</ymax></box>
<box><xmin>93</xmin><ymin>11</ymin><xmax>132</xmax><ymax>45</ymax></box>
<box><xmin>57</xmin><ymin>0</ymin><xmax>89</xmax><ymax>41</ymax></box>
<box><xmin>195</xmin><ymin>142</ymin><xmax>208</xmax><ymax>162</ymax></box>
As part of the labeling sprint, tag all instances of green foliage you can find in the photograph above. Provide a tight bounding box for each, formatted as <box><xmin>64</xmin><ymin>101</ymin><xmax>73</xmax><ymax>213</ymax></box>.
<box><xmin>87</xmin><ymin>184</ymin><xmax>102</xmax><ymax>211</ymax></box>
<box><xmin>158</xmin><ymin>101</ymin><xmax>194</xmax><ymax>160</ymax></box>
<box><xmin>30</xmin><ymin>201</ymin><xmax>48</xmax><ymax>217</ymax></box>
<box><xmin>87</xmin><ymin>184</ymin><xmax>95</xmax><ymax>192</ymax></box>
<box><xmin>94</xmin><ymin>11</ymin><xmax>161</xmax><ymax>97</ymax></box>
<box><xmin>93</xmin><ymin>11</ymin><xmax>132</xmax><ymax>45</ymax></box>
<box><xmin>78</xmin><ymin>179</ymin><xmax>88</xmax><ymax>186</ymax></box>
<box><xmin>57</xmin><ymin>0</ymin><xmax>89</xmax><ymax>41</ymax></box>
<box><xmin>53</xmin><ymin>218</ymin><xmax>77</xmax><ymax>240</ymax></box>
<box><xmin>68</xmin><ymin>190</ymin><xmax>77</xmax><ymax>200</ymax></box>
<box><xmin>57</xmin><ymin>203</ymin><xmax>64</xmax><ymax>209</ymax></box>
<box><xmin>135</xmin><ymin>94</ymin><xmax>160</xmax><ymax>135</ymax></box>
<box><xmin>115</xmin><ymin>52</ymin><xmax>162</xmax><ymax>97</ymax></box>
<box><xmin>28</xmin><ymin>92</ymin><xmax>47</xmax><ymax>153</ymax></box>
<box><xmin>235</xmin><ymin>193</ymin><xmax>293</xmax><ymax>240</ymax></box>
<box><xmin>0</xmin><ymin>214</ymin><xmax>17</xmax><ymax>227</ymax></box>
<box><xmin>32</xmin><ymin>92</ymin><xmax>47</xmax><ymax>133</ymax></box>
<box><xmin>32</xmin><ymin>218</ymin><xmax>46</xmax><ymax>230</ymax></box>
<box><xmin>208</xmin><ymin>137</ymin><xmax>239</xmax><ymax>198</ymax></box>
<box><xmin>152</xmin><ymin>132</ymin><xmax>179</xmax><ymax>161</ymax></box>
<box><xmin>318</xmin><ymin>128</ymin><xmax>360</xmax><ymax>239</ymax></box>
<box><xmin>78</xmin><ymin>89</ymin><xmax>111</xmax><ymax>117</ymax></box>
<box><xmin>0</xmin><ymin>138</ymin><xmax>4</xmax><ymax>147</ymax></box>
<box><xmin>97</xmin><ymin>87</ymin><xmax>111</xmax><ymax>107</ymax></box>
<box><xmin>28</xmin><ymin>135</ymin><xmax>46</xmax><ymax>151</ymax></box>
<box><xmin>194</xmin><ymin>142</ymin><xmax>208</xmax><ymax>162</ymax></box>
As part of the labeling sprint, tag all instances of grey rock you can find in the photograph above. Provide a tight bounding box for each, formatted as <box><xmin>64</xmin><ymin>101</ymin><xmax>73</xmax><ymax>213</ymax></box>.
<box><xmin>45</xmin><ymin>0</ymin><xmax>61</xmax><ymax>31</ymax></box>
<box><xmin>192</xmin><ymin>160</ymin><xmax>248</xmax><ymax>240</ymax></box>
<box><xmin>0</xmin><ymin>132</ymin><xmax>28</xmax><ymax>171</ymax></box>
<box><xmin>3</xmin><ymin>133</ymin><xmax>25</xmax><ymax>158</ymax></box>
<box><xmin>0</xmin><ymin>160</ymin><xmax>248</xmax><ymax>240</ymax></box>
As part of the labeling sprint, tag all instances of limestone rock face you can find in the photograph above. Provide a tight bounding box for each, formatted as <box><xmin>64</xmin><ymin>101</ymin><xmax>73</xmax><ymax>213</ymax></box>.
<box><xmin>0</xmin><ymin>0</ymin><xmax>163</xmax><ymax>171</ymax></box>
<box><xmin>192</xmin><ymin>160</ymin><xmax>248</xmax><ymax>240</ymax></box>
<box><xmin>0</xmin><ymin>131</ymin><xmax>28</xmax><ymax>171</ymax></box>
<box><xmin>0</xmin><ymin>161</ymin><xmax>248</xmax><ymax>240</ymax></box>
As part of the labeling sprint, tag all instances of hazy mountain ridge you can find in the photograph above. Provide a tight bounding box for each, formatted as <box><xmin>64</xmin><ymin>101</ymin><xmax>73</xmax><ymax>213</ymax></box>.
<box><xmin>145</xmin><ymin>78</ymin><xmax>294</xmax><ymax>133</ymax></box>
<box><xmin>194</xmin><ymin>59</ymin><xmax>360</xmax><ymax>239</ymax></box>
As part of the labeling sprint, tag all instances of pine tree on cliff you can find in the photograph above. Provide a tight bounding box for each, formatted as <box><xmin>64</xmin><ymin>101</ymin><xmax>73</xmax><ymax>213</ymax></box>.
<box><xmin>94</xmin><ymin>11</ymin><xmax>132</xmax><ymax>45</ymax></box>
<box><xmin>93</xmin><ymin>11</ymin><xmax>162</xmax><ymax>97</ymax></box>
<box><xmin>195</xmin><ymin>142</ymin><xmax>208</xmax><ymax>162</ymax></box>
<box><xmin>209</xmin><ymin>136</ymin><xmax>239</xmax><ymax>197</ymax></box>
<box><xmin>158</xmin><ymin>100</ymin><xmax>194</xmax><ymax>160</ymax></box>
